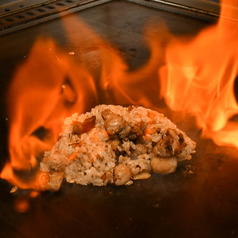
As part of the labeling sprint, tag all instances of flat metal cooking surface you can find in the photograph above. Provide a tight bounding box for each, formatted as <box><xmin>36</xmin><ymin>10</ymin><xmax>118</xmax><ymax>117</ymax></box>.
<box><xmin>0</xmin><ymin>1</ymin><xmax>237</xmax><ymax>238</ymax></box>
<box><xmin>0</xmin><ymin>0</ymin><xmax>112</xmax><ymax>35</ymax></box>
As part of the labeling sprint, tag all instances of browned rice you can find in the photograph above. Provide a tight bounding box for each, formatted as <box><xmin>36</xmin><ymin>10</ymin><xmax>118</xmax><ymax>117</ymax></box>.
<box><xmin>40</xmin><ymin>105</ymin><xmax>196</xmax><ymax>191</ymax></box>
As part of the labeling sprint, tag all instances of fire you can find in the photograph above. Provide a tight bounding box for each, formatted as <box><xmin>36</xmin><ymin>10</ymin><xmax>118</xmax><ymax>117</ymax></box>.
<box><xmin>0</xmin><ymin>0</ymin><xmax>237</xmax><ymax>193</ymax></box>
<box><xmin>159</xmin><ymin>0</ymin><xmax>238</xmax><ymax>147</ymax></box>
<box><xmin>1</xmin><ymin>37</ymin><xmax>98</xmax><ymax>190</ymax></box>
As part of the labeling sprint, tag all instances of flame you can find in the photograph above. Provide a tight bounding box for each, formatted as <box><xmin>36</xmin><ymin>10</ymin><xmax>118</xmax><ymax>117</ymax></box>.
<box><xmin>0</xmin><ymin>0</ymin><xmax>238</xmax><ymax>192</ymax></box>
<box><xmin>1</xmin><ymin>37</ymin><xmax>98</xmax><ymax>189</ymax></box>
<box><xmin>159</xmin><ymin>0</ymin><xmax>238</xmax><ymax>147</ymax></box>
<box><xmin>60</xmin><ymin>15</ymin><xmax>167</xmax><ymax>108</ymax></box>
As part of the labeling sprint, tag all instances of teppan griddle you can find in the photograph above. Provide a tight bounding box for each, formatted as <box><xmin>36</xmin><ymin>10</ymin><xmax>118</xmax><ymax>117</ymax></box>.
<box><xmin>0</xmin><ymin>1</ymin><xmax>238</xmax><ymax>238</ymax></box>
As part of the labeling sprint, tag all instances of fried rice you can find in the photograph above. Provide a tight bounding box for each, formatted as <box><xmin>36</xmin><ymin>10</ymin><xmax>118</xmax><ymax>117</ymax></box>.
<box><xmin>40</xmin><ymin>105</ymin><xmax>196</xmax><ymax>191</ymax></box>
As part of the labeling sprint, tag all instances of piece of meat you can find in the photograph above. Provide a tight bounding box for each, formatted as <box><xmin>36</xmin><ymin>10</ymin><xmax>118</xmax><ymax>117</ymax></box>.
<box><xmin>113</xmin><ymin>163</ymin><xmax>131</xmax><ymax>186</ymax></box>
<box><xmin>153</xmin><ymin>129</ymin><xmax>184</xmax><ymax>157</ymax></box>
<box><xmin>151</xmin><ymin>157</ymin><xmax>177</xmax><ymax>174</ymax></box>
<box><xmin>72</xmin><ymin>116</ymin><xmax>96</xmax><ymax>135</ymax></box>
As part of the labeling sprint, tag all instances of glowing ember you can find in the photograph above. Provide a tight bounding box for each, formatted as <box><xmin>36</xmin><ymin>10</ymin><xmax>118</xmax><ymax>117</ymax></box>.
<box><xmin>14</xmin><ymin>197</ymin><xmax>30</xmax><ymax>213</ymax></box>
<box><xmin>0</xmin><ymin>0</ymin><xmax>237</xmax><ymax>192</ymax></box>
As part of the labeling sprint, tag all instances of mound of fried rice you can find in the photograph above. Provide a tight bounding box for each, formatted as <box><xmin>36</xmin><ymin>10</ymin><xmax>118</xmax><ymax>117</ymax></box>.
<box><xmin>40</xmin><ymin>105</ymin><xmax>196</xmax><ymax>191</ymax></box>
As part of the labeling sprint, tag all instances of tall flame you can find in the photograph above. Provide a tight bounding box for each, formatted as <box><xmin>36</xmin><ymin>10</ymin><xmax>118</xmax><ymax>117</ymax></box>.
<box><xmin>1</xmin><ymin>37</ymin><xmax>98</xmax><ymax>189</ymax></box>
<box><xmin>159</xmin><ymin>0</ymin><xmax>238</xmax><ymax>147</ymax></box>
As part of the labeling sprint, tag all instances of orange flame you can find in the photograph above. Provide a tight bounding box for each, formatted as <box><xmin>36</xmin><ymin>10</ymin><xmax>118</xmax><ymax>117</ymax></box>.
<box><xmin>159</xmin><ymin>0</ymin><xmax>238</xmax><ymax>147</ymax></box>
<box><xmin>0</xmin><ymin>0</ymin><xmax>238</xmax><ymax>192</ymax></box>
<box><xmin>1</xmin><ymin>37</ymin><xmax>98</xmax><ymax>189</ymax></box>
